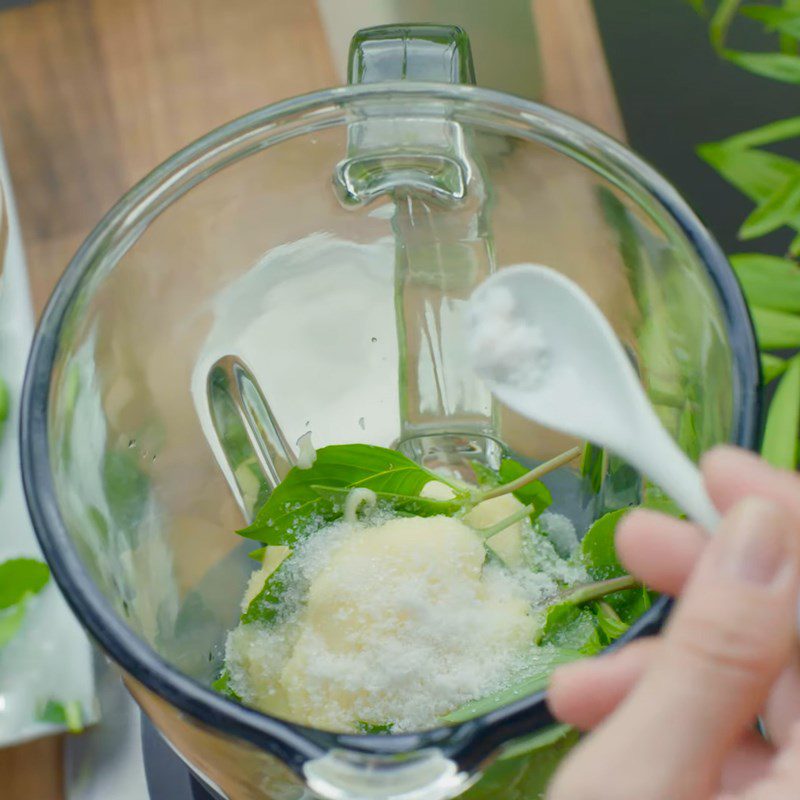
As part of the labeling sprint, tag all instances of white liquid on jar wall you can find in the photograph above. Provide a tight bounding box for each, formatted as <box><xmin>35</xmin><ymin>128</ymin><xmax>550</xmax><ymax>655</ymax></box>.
<box><xmin>190</xmin><ymin>233</ymin><xmax>401</xmax><ymax>488</ymax></box>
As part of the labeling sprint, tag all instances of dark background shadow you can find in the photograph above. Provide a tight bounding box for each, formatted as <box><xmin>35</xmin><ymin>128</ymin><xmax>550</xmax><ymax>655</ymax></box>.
<box><xmin>595</xmin><ymin>0</ymin><xmax>799</xmax><ymax>257</ymax></box>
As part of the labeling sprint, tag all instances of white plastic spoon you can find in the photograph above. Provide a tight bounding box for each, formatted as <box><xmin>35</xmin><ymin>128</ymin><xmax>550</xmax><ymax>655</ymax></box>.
<box><xmin>466</xmin><ymin>263</ymin><xmax>720</xmax><ymax>531</ymax></box>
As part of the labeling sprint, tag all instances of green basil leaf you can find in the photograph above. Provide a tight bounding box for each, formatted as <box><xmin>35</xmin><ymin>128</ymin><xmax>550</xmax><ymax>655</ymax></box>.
<box><xmin>761</xmin><ymin>354</ymin><xmax>800</xmax><ymax>468</ymax></box>
<box><xmin>239</xmin><ymin>444</ymin><xmax>457</xmax><ymax>543</ymax></box>
<box><xmin>539</xmin><ymin>605</ymin><xmax>603</xmax><ymax>654</ymax></box>
<box><xmin>595</xmin><ymin>601</ymin><xmax>631</xmax><ymax>641</ymax></box>
<box><xmin>722</xmin><ymin>49</ymin><xmax>800</xmax><ymax>83</ymax></box>
<box><xmin>762</xmin><ymin>353</ymin><xmax>789</xmax><ymax>384</ymax></box>
<box><xmin>470</xmin><ymin>460</ymin><xmax>501</xmax><ymax>488</ymax></box>
<box><xmin>731</xmin><ymin>253</ymin><xmax>800</xmax><ymax>311</ymax></box>
<box><xmin>469</xmin><ymin>458</ymin><xmax>553</xmax><ymax>516</ymax></box>
<box><xmin>603</xmin><ymin>584</ymin><xmax>655</xmax><ymax>626</ymax></box>
<box><xmin>0</xmin><ymin>558</ymin><xmax>50</xmax><ymax>609</ymax></box>
<box><xmin>311</xmin><ymin>485</ymin><xmax>462</xmax><ymax>518</ymax></box>
<box><xmin>579</xmin><ymin>509</ymin><xmax>630</xmax><ymax>580</ymax></box>
<box><xmin>241</xmin><ymin>555</ymin><xmax>294</xmax><ymax>625</ymax></box>
<box><xmin>580</xmin><ymin>442</ymin><xmax>606</xmax><ymax>496</ymax></box>
<box><xmin>642</xmin><ymin>482</ymin><xmax>685</xmax><ymax>517</ymax></box>
<box><xmin>0</xmin><ymin>558</ymin><xmax>53</xmax><ymax>648</ymax></box>
<box><xmin>355</xmin><ymin>720</ymin><xmax>394</xmax><ymax>734</ymax></box>
<box><xmin>738</xmin><ymin>176</ymin><xmax>800</xmax><ymax>239</ymax></box>
<box><xmin>248</xmin><ymin>546</ymin><xmax>267</xmax><ymax>562</ymax></box>
<box><xmin>678</xmin><ymin>400</ymin><xmax>702</xmax><ymax>462</ymax></box>
<box><xmin>752</xmin><ymin>306</ymin><xmax>800</xmax><ymax>349</ymax></box>
<box><xmin>211</xmin><ymin>669</ymin><xmax>242</xmax><ymax>702</ymax></box>
<box><xmin>440</xmin><ymin>647</ymin><xmax>582</xmax><ymax>724</ymax></box>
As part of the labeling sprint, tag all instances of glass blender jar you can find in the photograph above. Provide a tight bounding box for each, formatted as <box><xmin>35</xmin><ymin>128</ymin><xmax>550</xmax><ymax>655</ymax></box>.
<box><xmin>20</xmin><ymin>24</ymin><xmax>759</xmax><ymax>800</ymax></box>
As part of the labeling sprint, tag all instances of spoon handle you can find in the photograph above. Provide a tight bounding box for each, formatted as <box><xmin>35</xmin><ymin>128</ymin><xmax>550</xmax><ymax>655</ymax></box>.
<box><xmin>631</xmin><ymin>410</ymin><xmax>721</xmax><ymax>533</ymax></box>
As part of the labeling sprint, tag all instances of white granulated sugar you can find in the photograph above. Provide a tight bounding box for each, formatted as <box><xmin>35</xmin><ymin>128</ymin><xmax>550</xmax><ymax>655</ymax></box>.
<box><xmin>538</xmin><ymin>511</ymin><xmax>580</xmax><ymax>558</ymax></box>
<box><xmin>524</xmin><ymin>528</ymin><xmax>587</xmax><ymax>587</ymax></box>
<box><xmin>226</xmin><ymin>514</ymin><xmax>538</xmax><ymax>732</ymax></box>
<box><xmin>468</xmin><ymin>284</ymin><xmax>550</xmax><ymax>391</ymax></box>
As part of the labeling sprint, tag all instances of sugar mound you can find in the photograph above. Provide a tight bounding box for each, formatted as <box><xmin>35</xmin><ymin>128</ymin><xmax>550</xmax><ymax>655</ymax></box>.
<box><xmin>226</xmin><ymin>515</ymin><xmax>537</xmax><ymax>732</ymax></box>
<box><xmin>225</xmin><ymin>500</ymin><xmax>587</xmax><ymax>733</ymax></box>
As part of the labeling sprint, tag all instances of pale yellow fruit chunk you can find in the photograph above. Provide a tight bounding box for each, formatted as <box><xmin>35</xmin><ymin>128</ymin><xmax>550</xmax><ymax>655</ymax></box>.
<box><xmin>464</xmin><ymin>494</ymin><xmax>528</xmax><ymax>567</ymax></box>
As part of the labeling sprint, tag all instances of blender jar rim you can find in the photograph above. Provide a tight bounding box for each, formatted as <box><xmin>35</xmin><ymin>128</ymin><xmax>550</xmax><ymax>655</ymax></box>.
<box><xmin>18</xmin><ymin>81</ymin><xmax>760</xmax><ymax>773</ymax></box>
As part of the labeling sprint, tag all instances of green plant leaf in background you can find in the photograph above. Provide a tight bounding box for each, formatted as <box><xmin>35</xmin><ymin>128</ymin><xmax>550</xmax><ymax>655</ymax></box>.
<box><xmin>762</xmin><ymin>354</ymin><xmax>800</xmax><ymax>468</ymax></box>
<box><xmin>739</xmin><ymin>176</ymin><xmax>800</xmax><ymax>239</ymax></box>
<box><xmin>0</xmin><ymin>558</ymin><xmax>50</xmax><ymax>609</ymax></box>
<box><xmin>741</xmin><ymin>5</ymin><xmax>800</xmax><ymax>38</ymax></box>
<box><xmin>697</xmin><ymin>145</ymin><xmax>800</xmax><ymax>207</ymax></box>
<box><xmin>0</xmin><ymin>558</ymin><xmax>51</xmax><ymax>648</ymax></box>
<box><xmin>36</xmin><ymin>699</ymin><xmax>84</xmax><ymax>733</ymax></box>
<box><xmin>710</xmin><ymin>0</ymin><xmax>744</xmax><ymax>50</ymax></box>
<box><xmin>310</xmin><ymin>485</ymin><xmax>462</xmax><ymax>519</ymax></box>
<box><xmin>696</xmin><ymin>142</ymin><xmax>800</xmax><ymax>250</ymax></box>
<box><xmin>730</xmin><ymin>253</ymin><xmax>800</xmax><ymax>312</ymax></box>
<box><xmin>752</xmin><ymin>306</ymin><xmax>800</xmax><ymax>349</ymax></box>
<box><xmin>762</xmin><ymin>353</ymin><xmax>788</xmax><ymax>384</ymax></box>
<box><xmin>716</xmin><ymin>115</ymin><xmax>800</xmax><ymax>150</ymax></box>
<box><xmin>723</xmin><ymin>49</ymin><xmax>800</xmax><ymax>82</ymax></box>
<box><xmin>0</xmin><ymin>603</ymin><xmax>30</xmax><ymax>650</ymax></box>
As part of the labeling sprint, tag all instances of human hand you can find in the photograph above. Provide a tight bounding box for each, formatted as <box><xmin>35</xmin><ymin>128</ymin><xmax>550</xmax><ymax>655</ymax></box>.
<box><xmin>547</xmin><ymin>447</ymin><xmax>800</xmax><ymax>799</ymax></box>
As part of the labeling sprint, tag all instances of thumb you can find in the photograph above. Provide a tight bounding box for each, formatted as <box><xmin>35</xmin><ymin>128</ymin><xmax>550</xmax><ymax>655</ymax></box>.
<box><xmin>549</xmin><ymin>497</ymin><xmax>800</xmax><ymax>800</ymax></box>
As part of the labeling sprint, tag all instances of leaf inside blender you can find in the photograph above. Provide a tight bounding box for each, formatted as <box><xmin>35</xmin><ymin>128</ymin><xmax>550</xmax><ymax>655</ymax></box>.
<box><xmin>213</xmin><ymin>441</ymin><xmax>659</xmax><ymax>734</ymax></box>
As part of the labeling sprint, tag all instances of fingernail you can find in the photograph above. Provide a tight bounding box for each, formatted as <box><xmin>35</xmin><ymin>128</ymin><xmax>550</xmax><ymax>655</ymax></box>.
<box><xmin>720</xmin><ymin>497</ymin><xmax>793</xmax><ymax>585</ymax></box>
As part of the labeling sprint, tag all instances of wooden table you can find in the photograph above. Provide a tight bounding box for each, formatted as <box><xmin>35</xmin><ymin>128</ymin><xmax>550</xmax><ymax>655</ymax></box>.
<box><xmin>0</xmin><ymin>1</ymin><xmax>622</xmax><ymax>797</ymax></box>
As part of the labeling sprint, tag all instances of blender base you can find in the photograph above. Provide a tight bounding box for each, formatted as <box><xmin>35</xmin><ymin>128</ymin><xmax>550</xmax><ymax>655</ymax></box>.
<box><xmin>141</xmin><ymin>715</ymin><xmax>221</xmax><ymax>800</ymax></box>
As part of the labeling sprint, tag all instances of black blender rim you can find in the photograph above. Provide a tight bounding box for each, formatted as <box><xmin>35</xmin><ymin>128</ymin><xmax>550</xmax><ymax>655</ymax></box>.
<box><xmin>19</xmin><ymin>82</ymin><xmax>760</xmax><ymax>773</ymax></box>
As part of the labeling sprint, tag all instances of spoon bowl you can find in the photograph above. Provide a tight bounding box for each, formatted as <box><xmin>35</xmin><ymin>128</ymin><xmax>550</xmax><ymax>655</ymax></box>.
<box><xmin>468</xmin><ymin>264</ymin><xmax>720</xmax><ymax>531</ymax></box>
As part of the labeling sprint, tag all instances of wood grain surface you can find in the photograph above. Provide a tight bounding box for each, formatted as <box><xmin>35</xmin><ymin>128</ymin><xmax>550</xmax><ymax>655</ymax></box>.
<box><xmin>0</xmin><ymin>1</ymin><xmax>621</xmax><ymax>797</ymax></box>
